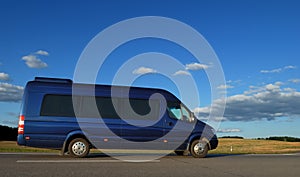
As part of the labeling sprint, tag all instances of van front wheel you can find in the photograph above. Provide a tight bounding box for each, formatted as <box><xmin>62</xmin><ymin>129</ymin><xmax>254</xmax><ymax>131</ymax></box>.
<box><xmin>68</xmin><ymin>138</ymin><xmax>90</xmax><ymax>158</ymax></box>
<box><xmin>190</xmin><ymin>140</ymin><xmax>208</xmax><ymax>158</ymax></box>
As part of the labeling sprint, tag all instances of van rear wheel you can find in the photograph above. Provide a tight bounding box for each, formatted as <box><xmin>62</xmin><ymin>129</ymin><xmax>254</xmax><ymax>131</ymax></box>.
<box><xmin>68</xmin><ymin>138</ymin><xmax>90</xmax><ymax>158</ymax></box>
<box><xmin>190</xmin><ymin>140</ymin><xmax>208</xmax><ymax>158</ymax></box>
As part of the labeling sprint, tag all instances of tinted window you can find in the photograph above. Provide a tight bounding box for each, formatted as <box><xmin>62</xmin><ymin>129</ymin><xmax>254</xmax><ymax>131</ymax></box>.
<box><xmin>96</xmin><ymin>97</ymin><xmax>120</xmax><ymax>118</ymax></box>
<box><xmin>40</xmin><ymin>95</ymin><xmax>79</xmax><ymax>117</ymax></box>
<box><xmin>40</xmin><ymin>94</ymin><xmax>159</xmax><ymax>120</ymax></box>
<box><xmin>79</xmin><ymin>96</ymin><xmax>99</xmax><ymax>118</ymax></box>
<box><xmin>130</xmin><ymin>99</ymin><xmax>151</xmax><ymax>116</ymax></box>
<box><xmin>121</xmin><ymin>98</ymin><xmax>160</xmax><ymax>120</ymax></box>
<box><xmin>80</xmin><ymin>96</ymin><xmax>120</xmax><ymax>118</ymax></box>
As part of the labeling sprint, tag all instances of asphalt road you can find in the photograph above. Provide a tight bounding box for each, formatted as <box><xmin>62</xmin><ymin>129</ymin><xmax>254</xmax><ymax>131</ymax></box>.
<box><xmin>1</xmin><ymin>152</ymin><xmax>299</xmax><ymax>177</ymax></box>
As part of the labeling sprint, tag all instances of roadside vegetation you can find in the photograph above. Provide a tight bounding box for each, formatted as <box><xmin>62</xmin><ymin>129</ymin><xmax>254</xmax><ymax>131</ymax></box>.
<box><xmin>0</xmin><ymin>141</ymin><xmax>57</xmax><ymax>153</ymax></box>
<box><xmin>0</xmin><ymin>125</ymin><xmax>17</xmax><ymax>141</ymax></box>
<box><xmin>1</xmin><ymin>138</ymin><xmax>300</xmax><ymax>154</ymax></box>
<box><xmin>210</xmin><ymin>138</ymin><xmax>300</xmax><ymax>154</ymax></box>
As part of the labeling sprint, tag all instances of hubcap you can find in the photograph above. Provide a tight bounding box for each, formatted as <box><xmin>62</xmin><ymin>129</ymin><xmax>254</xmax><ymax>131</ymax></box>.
<box><xmin>194</xmin><ymin>142</ymin><xmax>205</xmax><ymax>155</ymax></box>
<box><xmin>72</xmin><ymin>141</ymin><xmax>86</xmax><ymax>156</ymax></box>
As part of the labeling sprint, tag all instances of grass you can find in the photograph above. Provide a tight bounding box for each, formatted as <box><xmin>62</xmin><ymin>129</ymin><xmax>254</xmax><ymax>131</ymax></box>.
<box><xmin>209</xmin><ymin>138</ymin><xmax>300</xmax><ymax>154</ymax></box>
<box><xmin>1</xmin><ymin>139</ymin><xmax>300</xmax><ymax>154</ymax></box>
<box><xmin>0</xmin><ymin>141</ymin><xmax>57</xmax><ymax>153</ymax></box>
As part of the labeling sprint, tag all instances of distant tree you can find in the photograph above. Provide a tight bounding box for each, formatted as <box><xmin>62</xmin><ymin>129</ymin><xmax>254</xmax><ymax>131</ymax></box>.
<box><xmin>266</xmin><ymin>136</ymin><xmax>300</xmax><ymax>142</ymax></box>
<box><xmin>220</xmin><ymin>136</ymin><xmax>244</xmax><ymax>139</ymax></box>
<box><xmin>0</xmin><ymin>125</ymin><xmax>17</xmax><ymax>141</ymax></box>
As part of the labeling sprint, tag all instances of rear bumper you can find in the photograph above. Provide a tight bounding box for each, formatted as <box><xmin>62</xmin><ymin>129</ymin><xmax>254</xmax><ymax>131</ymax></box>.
<box><xmin>17</xmin><ymin>135</ymin><xmax>26</xmax><ymax>146</ymax></box>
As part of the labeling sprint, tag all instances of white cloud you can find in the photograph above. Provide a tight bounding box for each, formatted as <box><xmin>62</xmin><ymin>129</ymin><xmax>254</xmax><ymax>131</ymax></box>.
<box><xmin>22</xmin><ymin>55</ymin><xmax>48</xmax><ymax>68</ymax></box>
<box><xmin>173</xmin><ymin>63</ymin><xmax>210</xmax><ymax>76</ymax></box>
<box><xmin>261</xmin><ymin>65</ymin><xmax>297</xmax><ymax>73</ymax></box>
<box><xmin>284</xmin><ymin>65</ymin><xmax>297</xmax><ymax>69</ymax></box>
<box><xmin>260</xmin><ymin>68</ymin><xmax>282</xmax><ymax>73</ymax></box>
<box><xmin>194</xmin><ymin>82</ymin><xmax>300</xmax><ymax>122</ymax></box>
<box><xmin>132</xmin><ymin>67</ymin><xmax>157</xmax><ymax>75</ymax></box>
<box><xmin>22</xmin><ymin>50</ymin><xmax>49</xmax><ymax>69</ymax></box>
<box><xmin>265</xmin><ymin>83</ymin><xmax>281</xmax><ymax>92</ymax></box>
<box><xmin>217</xmin><ymin>84</ymin><xmax>234</xmax><ymax>90</ymax></box>
<box><xmin>0</xmin><ymin>82</ymin><xmax>24</xmax><ymax>102</ymax></box>
<box><xmin>0</xmin><ymin>119</ymin><xmax>18</xmax><ymax>126</ymax></box>
<box><xmin>6</xmin><ymin>112</ymin><xmax>18</xmax><ymax>117</ymax></box>
<box><xmin>289</xmin><ymin>79</ymin><xmax>300</xmax><ymax>84</ymax></box>
<box><xmin>217</xmin><ymin>128</ymin><xmax>241</xmax><ymax>133</ymax></box>
<box><xmin>0</xmin><ymin>72</ymin><xmax>10</xmax><ymax>81</ymax></box>
<box><xmin>35</xmin><ymin>50</ymin><xmax>49</xmax><ymax>56</ymax></box>
<box><xmin>185</xmin><ymin>63</ymin><xmax>209</xmax><ymax>70</ymax></box>
<box><xmin>227</xmin><ymin>80</ymin><xmax>241</xmax><ymax>84</ymax></box>
<box><xmin>173</xmin><ymin>70</ymin><xmax>191</xmax><ymax>76</ymax></box>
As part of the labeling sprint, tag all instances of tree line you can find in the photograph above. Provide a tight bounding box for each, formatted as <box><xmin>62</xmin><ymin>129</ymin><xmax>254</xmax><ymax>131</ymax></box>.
<box><xmin>0</xmin><ymin>125</ymin><xmax>17</xmax><ymax>141</ymax></box>
<box><xmin>257</xmin><ymin>136</ymin><xmax>300</xmax><ymax>142</ymax></box>
<box><xmin>220</xmin><ymin>136</ymin><xmax>300</xmax><ymax>142</ymax></box>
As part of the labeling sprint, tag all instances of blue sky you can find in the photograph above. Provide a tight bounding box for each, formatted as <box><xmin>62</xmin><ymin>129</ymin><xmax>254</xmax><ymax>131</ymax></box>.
<box><xmin>0</xmin><ymin>0</ymin><xmax>300</xmax><ymax>138</ymax></box>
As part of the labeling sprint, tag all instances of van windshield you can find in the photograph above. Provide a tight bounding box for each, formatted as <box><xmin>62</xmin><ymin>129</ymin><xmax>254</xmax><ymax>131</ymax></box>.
<box><xmin>167</xmin><ymin>102</ymin><xmax>195</xmax><ymax>123</ymax></box>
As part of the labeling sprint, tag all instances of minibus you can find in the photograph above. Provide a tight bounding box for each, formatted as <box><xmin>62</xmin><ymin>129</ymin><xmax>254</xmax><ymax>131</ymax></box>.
<box><xmin>17</xmin><ymin>77</ymin><xmax>218</xmax><ymax>158</ymax></box>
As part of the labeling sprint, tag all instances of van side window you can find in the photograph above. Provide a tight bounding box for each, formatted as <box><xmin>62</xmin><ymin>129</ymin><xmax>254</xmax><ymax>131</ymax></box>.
<box><xmin>167</xmin><ymin>102</ymin><xmax>182</xmax><ymax>120</ymax></box>
<box><xmin>96</xmin><ymin>97</ymin><xmax>120</xmax><ymax>118</ymax></box>
<box><xmin>129</xmin><ymin>99</ymin><xmax>151</xmax><ymax>116</ymax></box>
<box><xmin>121</xmin><ymin>98</ymin><xmax>160</xmax><ymax>120</ymax></box>
<box><xmin>181</xmin><ymin>105</ymin><xmax>191</xmax><ymax>122</ymax></box>
<box><xmin>41</xmin><ymin>94</ymin><xmax>159</xmax><ymax>120</ymax></box>
<box><xmin>182</xmin><ymin>105</ymin><xmax>195</xmax><ymax>123</ymax></box>
<box><xmin>167</xmin><ymin>102</ymin><xmax>195</xmax><ymax>123</ymax></box>
<box><xmin>40</xmin><ymin>95</ymin><xmax>78</xmax><ymax>117</ymax></box>
<box><xmin>79</xmin><ymin>96</ymin><xmax>120</xmax><ymax>118</ymax></box>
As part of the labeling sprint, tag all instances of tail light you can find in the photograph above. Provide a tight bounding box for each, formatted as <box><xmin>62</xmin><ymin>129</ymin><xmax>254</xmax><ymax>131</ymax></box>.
<box><xmin>18</xmin><ymin>115</ymin><xmax>25</xmax><ymax>134</ymax></box>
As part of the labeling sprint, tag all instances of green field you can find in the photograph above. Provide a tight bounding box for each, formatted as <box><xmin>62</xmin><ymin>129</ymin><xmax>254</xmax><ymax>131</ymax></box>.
<box><xmin>1</xmin><ymin>138</ymin><xmax>300</xmax><ymax>154</ymax></box>
<box><xmin>0</xmin><ymin>141</ymin><xmax>57</xmax><ymax>153</ymax></box>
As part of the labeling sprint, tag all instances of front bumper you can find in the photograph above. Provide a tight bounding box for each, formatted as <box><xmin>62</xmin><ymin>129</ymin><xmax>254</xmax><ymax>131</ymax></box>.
<box><xmin>209</xmin><ymin>135</ymin><xmax>218</xmax><ymax>150</ymax></box>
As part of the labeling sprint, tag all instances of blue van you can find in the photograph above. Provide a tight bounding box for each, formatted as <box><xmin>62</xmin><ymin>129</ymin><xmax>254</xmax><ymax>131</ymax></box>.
<box><xmin>17</xmin><ymin>77</ymin><xmax>218</xmax><ymax>158</ymax></box>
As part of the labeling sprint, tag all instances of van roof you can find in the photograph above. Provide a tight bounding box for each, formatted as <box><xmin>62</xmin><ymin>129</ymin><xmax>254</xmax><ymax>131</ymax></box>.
<box><xmin>27</xmin><ymin>77</ymin><xmax>180</xmax><ymax>101</ymax></box>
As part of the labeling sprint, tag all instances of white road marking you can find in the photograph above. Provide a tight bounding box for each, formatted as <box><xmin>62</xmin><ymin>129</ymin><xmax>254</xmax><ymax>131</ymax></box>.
<box><xmin>245</xmin><ymin>153</ymin><xmax>300</xmax><ymax>157</ymax></box>
<box><xmin>17</xmin><ymin>159</ymin><xmax>160</xmax><ymax>163</ymax></box>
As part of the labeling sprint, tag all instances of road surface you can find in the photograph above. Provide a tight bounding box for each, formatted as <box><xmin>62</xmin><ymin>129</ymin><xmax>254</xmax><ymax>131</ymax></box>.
<box><xmin>1</xmin><ymin>153</ymin><xmax>299</xmax><ymax>177</ymax></box>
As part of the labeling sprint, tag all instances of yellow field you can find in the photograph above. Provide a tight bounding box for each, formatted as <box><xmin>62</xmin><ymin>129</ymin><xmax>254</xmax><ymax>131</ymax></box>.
<box><xmin>1</xmin><ymin>139</ymin><xmax>300</xmax><ymax>154</ymax></box>
<box><xmin>210</xmin><ymin>138</ymin><xmax>300</xmax><ymax>154</ymax></box>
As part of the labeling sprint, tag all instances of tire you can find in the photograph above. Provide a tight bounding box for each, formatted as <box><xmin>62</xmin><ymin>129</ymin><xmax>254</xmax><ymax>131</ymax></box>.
<box><xmin>174</xmin><ymin>151</ymin><xmax>184</xmax><ymax>156</ymax></box>
<box><xmin>190</xmin><ymin>140</ymin><xmax>208</xmax><ymax>158</ymax></box>
<box><xmin>68</xmin><ymin>138</ymin><xmax>90</xmax><ymax>158</ymax></box>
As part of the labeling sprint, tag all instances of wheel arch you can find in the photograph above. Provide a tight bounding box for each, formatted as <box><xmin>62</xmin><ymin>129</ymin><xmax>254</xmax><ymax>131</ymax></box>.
<box><xmin>188</xmin><ymin>133</ymin><xmax>212</xmax><ymax>151</ymax></box>
<box><xmin>60</xmin><ymin>130</ymin><xmax>91</xmax><ymax>155</ymax></box>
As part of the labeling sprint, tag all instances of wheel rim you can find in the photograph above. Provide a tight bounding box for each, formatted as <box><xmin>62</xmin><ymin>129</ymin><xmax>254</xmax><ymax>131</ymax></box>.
<box><xmin>193</xmin><ymin>142</ymin><xmax>205</xmax><ymax>155</ymax></box>
<box><xmin>72</xmin><ymin>141</ymin><xmax>87</xmax><ymax>156</ymax></box>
